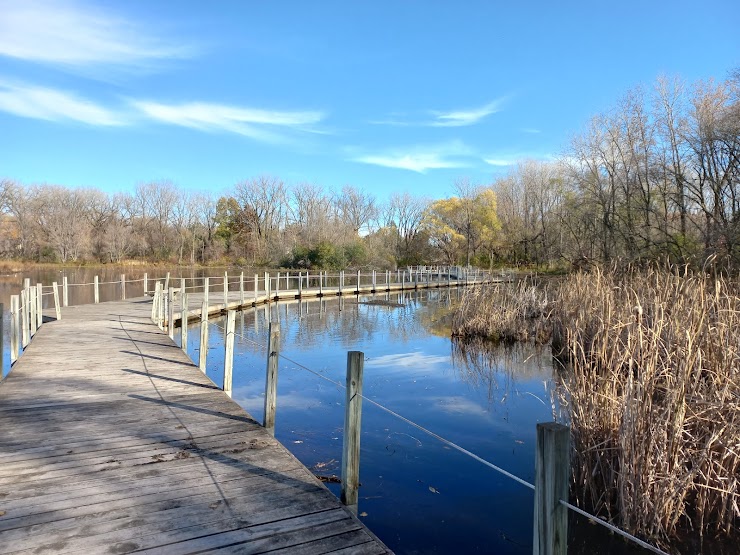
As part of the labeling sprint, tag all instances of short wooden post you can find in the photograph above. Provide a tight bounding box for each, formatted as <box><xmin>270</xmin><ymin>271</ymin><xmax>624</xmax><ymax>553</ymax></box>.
<box><xmin>29</xmin><ymin>287</ymin><xmax>37</xmax><ymax>336</ymax></box>
<box><xmin>52</xmin><ymin>282</ymin><xmax>61</xmax><ymax>320</ymax></box>
<box><xmin>168</xmin><ymin>287</ymin><xmax>175</xmax><ymax>339</ymax></box>
<box><xmin>23</xmin><ymin>278</ymin><xmax>30</xmax><ymax>290</ymax></box>
<box><xmin>0</xmin><ymin>302</ymin><xmax>3</xmax><ymax>376</ymax></box>
<box><xmin>160</xmin><ymin>285</ymin><xmax>167</xmax><ymax>328</ymax></box>
<box><xmin>298</xmin><ymin>272</ymin><xmax>303</xmax><ymax>298</ymax></box>
<box><xmin>263</xmin><ymin>322</ymin><xmax>281</xmax><ymax>435</ymax></box>
<box><xmin>339</xmin><ymin>271</ymin><xmax>344</xmax><ymax>295</ymax></box>
<box><xmin>144</xmin><ymin>273</ymin><xmax>148</xmax><ymax>296</ymax></box>
<box><xmin>533</xmin><ymin>422</ymin><xmax>570</xmax><ymax>555</ymax></box>
<box><xmin>10</xmin><ymin>295</ymin><xmax>19</xmax><ymax>364</ymax></box>
<box><xmin>21</xmin><ymin>289</ymin><xmax>29</xmax><ymax>347</ymax></box>
<box><xmin>223</xmin><ymin>271</ymin><xmax>229</xmax><ymax>305</ymax></box>
<box><xmin>181</xmin><ymin>291</ymin><xmax>189</xmax><ymax>353</ymax></box>
<box><xmin>402</xmin><ymin>271</ymin><xmax>406</xmax><ymax>290</ymax></box>
<box><xmin>199</xmin><ymin>299</ymin><xmax>208</xmax><ymax>373</ymax></box>
<box><xmin>264</xmin><ymin>272</ymin><xmax>270</xmax><ymax>300</ymax></box>
<box><xmin>120</xmin><ymin>274</ymin><xmax>126</xmax><ymax>300</ymax></box>
<box><xmin>372</xmin><ymin>270</ymin><xmax>376</xmax><ymax>291</ymax></box>
<box><xmin>36</xmin><ymin>283</ymin><xmax>43</xmax><ymax>328</ymax></box>
<box><xmin>254</xmin><ymin>274</ymin><xmax>259</xmax><ymax>302</ymax></box>
<box><xmin>223</xmin><ymin>310</ymin><xmax>236</xmax><ymax>397</ymax></box>
<box><xmin>341</xmin><ymin>351</ymin><xmax>364</xmax><ymax>510</ymax></box>
<box><xmin>239</xmin><ymin>272</ymin><xmax>245</xmax><ymax>305</ymax></box>
<box><xmin>151</xmin><ymin>281</ymin><xmax>160</xmax><ymax>322</ymax></box>
<box><xmin>319</xmin><ymin>271</ymin><xmax>323</xmax><ymax>296</ymax></box>
<box><xmin>203</xmin><ymin>276</ymin><xmax>210</xmax><ymax>307</ymax></box>
<box><xmin>276</xmin><ymin>272</ymin><xmax>281</xmax><ymax>298</ymax></box>
<box><xmin>94</xmin><ymin>275</ymin><xmax>100</xmax><ymax>303</ymax></box>
<box><xmin>62</xmin><ymin>275</ymin><xmax>69</xmax><ymax>307</ymax></box>
<box><xmin>356</xmin><ymin>270</ymin><xmax>361</xmax><ymax>293</ymax></box>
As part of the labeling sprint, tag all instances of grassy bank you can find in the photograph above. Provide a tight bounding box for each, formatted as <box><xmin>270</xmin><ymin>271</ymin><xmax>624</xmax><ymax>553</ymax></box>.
<box><xmin>453</xmin><ymin>268</ymin><xmax>739</xmax><ymax>548</ymax></box>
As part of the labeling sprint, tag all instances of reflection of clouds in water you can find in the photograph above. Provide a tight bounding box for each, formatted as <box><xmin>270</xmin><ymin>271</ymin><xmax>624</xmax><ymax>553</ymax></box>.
<box><xmin>431</xmin><ymin>395</ymin><xmax>489</xmax><ymax>416</ymax></box>
<box><xmin>366</xmin><ymin>351</ymin><xmax>449</xmax><ymax>369</ymax></box>
<box><xmin>231</xmin><ymin>383</ymin><xmax>327</xmax><ymax>413</ymax></box>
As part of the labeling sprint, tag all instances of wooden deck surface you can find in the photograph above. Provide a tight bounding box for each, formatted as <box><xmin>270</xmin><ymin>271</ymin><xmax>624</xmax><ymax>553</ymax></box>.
<box><xmin>0</xmin><ymin>298</ymin><xmax>391</xmax><ymax>554</ymax></box>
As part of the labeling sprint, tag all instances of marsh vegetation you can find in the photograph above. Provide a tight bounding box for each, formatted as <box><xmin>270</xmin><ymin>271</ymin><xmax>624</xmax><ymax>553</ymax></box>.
<box><xmin>453</xmin><ymin>268</ymin><xmax>739</xmax><ymax>550</ymax></box>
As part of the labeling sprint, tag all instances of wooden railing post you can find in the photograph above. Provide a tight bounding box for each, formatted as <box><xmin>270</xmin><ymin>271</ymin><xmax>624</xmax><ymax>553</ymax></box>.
<box><xmin>276</xmin><ymin>272</ymin><xmax>281</xmax><ymax>298</ymax></box>
<box><xmin>181</xmin><ymin>290</ymin><xmax>189</xmax><ymax>353</ymax></box>
<box><xmin>52</xmin><ymin>282</ymin><xmax>61</xmax><ymax>320</ymax></box>
<box><xmin>339</xmin><ymin>270</ymin><xmax>344</xmax><ymax>295</ymax></box>
<box><xmin>298</xmin><ymin>272</ymin><xmax>303</xmax><ymax>298</ymax></box>
<box><xmin>239</xmin><ymin>272</ymin><xmax>245</xmax><ymax>305</ymax></box>
<box><xmin>94</xmin><ymin>275</ymin><xmax>99</xmax><ymax>304</ymax></box>
<box><xmin>144</xmin><ymin>273</ymin><xmax>148</xmax><ymax>296</ymax></box>
<box><xmin>199</xmin><ymin>299</ymin><xmax>208</xmax><ymax>373</ymax></box>
<box><xmin>29</xmin><ymin>286</ymin><xmax>37</xmax><ymax>337</ymax></box>
<box><xmin>263</xmin><ymin>322</ymin><xmax>281</xmax><ymax>435</ymax></box>
<box><xmin>36</xmin><ymin>284</ymin><xmax>43</xmax><ymax>328</ymax></box>
<box><xmin>21</xmin><ymin>289</ymin><xmax>29</xmax><ymax>347</ymax></box>
<box><xmin>0</xmin><ymin>302</ymin><xmax>3</xmax><ymax>376</ymax></box>
<box><xmin>121</xmin><ymin>274</ymin><xmax>126</xmax><ymax>300</ymax></box>
<box><xmin>319</xmin><ymin>271</ymin><xmax>323</xmax><ymax>296</ymax></box>
<box><xmin>356</xmin><ymin>270</ymin><xmax>361</xmax><ymax>293</ymax></box>
<box><xmin>151</xmin><ymin>281</ymin><xmax>160</xmax><ymax>322</ymax></box>
<box><xmin>223</xmin><ymin>271</ymin><xmax>229</xmax><ymax>305</ymax></box>
<box><xmin>533</xmin><ymin>422</ymin><xmax>570</xmax><ymax>555</ymax></box>
<box><xmin>164</xmin><ymin>272</ymin><xmax>170</xmax><ymax>293</ymax></box>
<box><xmin>168</xmin><ymin>287</ymin><xmax>175</xmax><ymax>339</ymax></box>
<box><xmin>341</xmin><ymin>351</ymin><xmax>364</xmax><ymax>511</ymax></box>
<box><xmin>254</xmin><ymin>274</ymin><xmax>259</xmax><ymax>303</ymax></box>
<box><xmin>203</xmin><ymin>277</ymin><xmax>210</xmax><ymax>307</ymax></box>
<box><xmin>10</xmin><ymin>295</ymin><xmax>19</xmax><ymax>364</ymax></box>
<box><xmin>62</xmin><ymin>275</ymin><xmax>68</xmax><ymax>307</ymax></box>
<box><xmin>264</xmin><ymin>272</ymin><xmax>270</xmax><ymax>300</ymax></box>
<box><xmin>223</xmin><ymin>310</ymin><xmax>236</xmax><ymax>397</ymax></box>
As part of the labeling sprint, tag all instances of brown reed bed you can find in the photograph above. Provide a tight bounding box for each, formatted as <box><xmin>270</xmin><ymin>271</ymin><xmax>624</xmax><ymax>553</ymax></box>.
<box><xmin>453</xmin><ymin>268</ymin><xmax>739</xmax><ymax>549</ymax></box>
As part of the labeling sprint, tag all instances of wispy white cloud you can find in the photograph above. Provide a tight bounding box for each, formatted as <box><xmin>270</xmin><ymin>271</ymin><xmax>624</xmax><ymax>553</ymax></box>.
<box><xmin>352</xmin><ymin>141</ymin><xmax>474</xmax><ymax>173</ymax></box>
<box><xmin>0</xmin><ymin>80</ymin><xmax>125</xmax><ymax>126</ymax></box>
<box><xmin>483</xmin><ymin>158</ymin><xmax>516</xmax><ymax>167</ymax></box>
<box><xmin>430</xmin><ymin>98</ymin><xmax>506</xmax><ymax>127</ymax></box>
<box><xmin>483</xmin><ymin>152</ymin><xmax>557</xmax><ymax>168</ymax></box>
<box><xmin>132</xmin><ymin>100</ymin><xmax>325</xmax><ymax>142</ymax></box>
<box><xmin>521</xmin><ymin>127</ymin><xmax>541</xmax><ymax>134</ymax></box>
<box><xmin>0</xmin><ymin>0</ymin><xmax>194</xmax><ymax>70</ymax></box>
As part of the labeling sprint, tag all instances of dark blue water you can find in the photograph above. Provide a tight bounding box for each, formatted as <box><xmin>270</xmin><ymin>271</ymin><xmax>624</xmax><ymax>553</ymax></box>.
<box><xmin>183</xmin><ymin>290</ymin><xmax>562</xmax><ymax>554</ymax></box>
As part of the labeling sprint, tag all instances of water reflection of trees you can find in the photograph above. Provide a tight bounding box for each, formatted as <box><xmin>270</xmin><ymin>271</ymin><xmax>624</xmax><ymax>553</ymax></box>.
<box><xmin>451</xmin><ymin>339</ymin><xmax>557</xmax><ymax>412</ymax></box>
<box><xmin>234</xmin><ymin>289</ymin><xmax>466</xmax><ymax>353</ymax></box>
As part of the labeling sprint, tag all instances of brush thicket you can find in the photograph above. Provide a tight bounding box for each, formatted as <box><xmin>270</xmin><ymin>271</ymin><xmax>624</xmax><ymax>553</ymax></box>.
<box><xmin>454</xmin><ymin>268</ymin><xmax>739</xmax><ymax>547</ymax></box>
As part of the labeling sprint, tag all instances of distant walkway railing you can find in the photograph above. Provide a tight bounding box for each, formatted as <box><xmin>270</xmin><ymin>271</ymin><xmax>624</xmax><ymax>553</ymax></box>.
<box><xmin>3</xmin><ymin>266</ymin><xmax>499</xmax><ymax>367</ymax></box>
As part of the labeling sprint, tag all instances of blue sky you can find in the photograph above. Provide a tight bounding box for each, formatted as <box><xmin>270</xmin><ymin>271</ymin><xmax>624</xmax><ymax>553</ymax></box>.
<box><xmin>0</xmin><ymin>0</ymin><xmax>738</xmax><ymax>201</ymax></box>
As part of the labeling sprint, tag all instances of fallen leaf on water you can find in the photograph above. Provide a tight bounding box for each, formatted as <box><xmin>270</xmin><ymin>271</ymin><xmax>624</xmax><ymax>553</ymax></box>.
<box><xmin>428</xmin><ymin>486</ymin><xmax>440</xmax><ymax>494</ymax></box>
<box><xmin>359</xmin><ymin>511</ymin><xmax>368</xmax><ymax>517</ymax></box>
<box><xmin>0</xmin><ymin>510</ymin><xmax>5</xmax><ymax>517</ymax></box>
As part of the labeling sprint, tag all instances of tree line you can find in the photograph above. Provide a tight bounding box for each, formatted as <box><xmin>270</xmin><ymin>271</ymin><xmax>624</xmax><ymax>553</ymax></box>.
<box><xmin>1</xmin><ymin>70</ymin><xmax>737</xmax><ymax>269</ymax></box>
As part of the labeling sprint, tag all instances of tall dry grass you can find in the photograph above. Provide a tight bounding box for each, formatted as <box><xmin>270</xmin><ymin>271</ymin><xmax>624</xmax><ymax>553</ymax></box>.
<box><xmin>454</xmin><ymin>268</ymin><xmax>740</xmax><ymax>547</ymax></box>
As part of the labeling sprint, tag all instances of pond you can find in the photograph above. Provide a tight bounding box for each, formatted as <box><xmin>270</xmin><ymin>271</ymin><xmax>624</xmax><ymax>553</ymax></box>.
<box><xmin>180</xmin><ymin>289</ymin><xmax>650</xmax><ymax>554</ymax></box>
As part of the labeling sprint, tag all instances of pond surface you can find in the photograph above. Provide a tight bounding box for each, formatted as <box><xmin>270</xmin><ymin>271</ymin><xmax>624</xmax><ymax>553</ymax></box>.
<box><xmin>185</xmin><ymin>289</ymin><xmax>563</xmax><ymax>554</ymax></box>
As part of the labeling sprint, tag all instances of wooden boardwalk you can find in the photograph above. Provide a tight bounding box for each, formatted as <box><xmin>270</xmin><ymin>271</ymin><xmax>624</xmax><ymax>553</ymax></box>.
<box><xmin>0</xmin><ymin>298</ymin><xmax>391</xmax><ymax>554</ymax></box>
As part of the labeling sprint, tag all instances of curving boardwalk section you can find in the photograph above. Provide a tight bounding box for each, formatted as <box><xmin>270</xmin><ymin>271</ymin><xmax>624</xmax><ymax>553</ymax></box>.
<box><xmin>0</xmin><ymin>298</ymin><xmax>391</xmax><ymax>554</ymax></box>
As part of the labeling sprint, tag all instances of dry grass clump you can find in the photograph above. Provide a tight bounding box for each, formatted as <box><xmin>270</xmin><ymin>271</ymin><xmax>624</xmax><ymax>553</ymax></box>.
<box><xmin>451</xmin><ymin>278</ymin><xmax>554</xmax><ymax>343</ymax></box>
<box><xmin>553</xmin><ymin>268</ymin><xmax>739</xmax><ymax>546</ymax></box>
<box><xmin>454</xmin><ymin>267</ymin><xmax>739</xmax><ymax>547</ymax></box>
